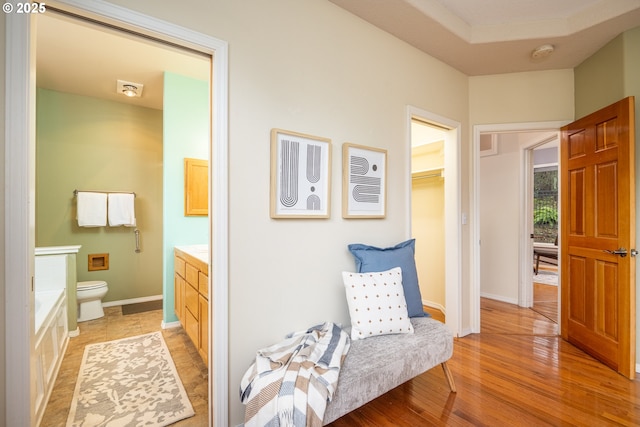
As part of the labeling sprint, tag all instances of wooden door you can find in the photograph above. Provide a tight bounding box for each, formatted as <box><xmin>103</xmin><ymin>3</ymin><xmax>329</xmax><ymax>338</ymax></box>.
<box><xmin>560</xmin><ymin>96</ymin><xmax>636</xmax><ymax>378</ymax></box>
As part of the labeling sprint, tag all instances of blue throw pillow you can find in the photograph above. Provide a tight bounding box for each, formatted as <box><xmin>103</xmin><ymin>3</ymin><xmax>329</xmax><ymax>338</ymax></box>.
<box><xmin>347</xmin><ymin>239</ymin><xmax>428</xmax><ymax>318</ymax></box>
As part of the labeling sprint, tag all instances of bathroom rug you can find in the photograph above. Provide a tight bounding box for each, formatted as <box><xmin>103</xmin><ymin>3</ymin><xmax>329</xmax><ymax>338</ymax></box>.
<box><xmin>66</xmin><ymin>331</ymin><xmax>195</xmax><ymax>427</ymax></box>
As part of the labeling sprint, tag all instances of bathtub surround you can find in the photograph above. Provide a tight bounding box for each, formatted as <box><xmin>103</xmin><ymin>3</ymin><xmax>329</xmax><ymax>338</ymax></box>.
<box><xmin>67</xmin><ymin>331</ymin><xmax>194</xmax><ymax>426</ymax></box>
<box><xmin>34</xmin><ymin>246</ymin><xmax>81</xmax><ymax>426</ymax></box>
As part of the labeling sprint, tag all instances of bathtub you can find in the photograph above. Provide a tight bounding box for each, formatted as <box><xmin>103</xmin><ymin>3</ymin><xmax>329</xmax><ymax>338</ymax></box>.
<box><xmin>34</xmin><ymin>246</ymin><xmax>80</xmax><ymax>427</ymax></box>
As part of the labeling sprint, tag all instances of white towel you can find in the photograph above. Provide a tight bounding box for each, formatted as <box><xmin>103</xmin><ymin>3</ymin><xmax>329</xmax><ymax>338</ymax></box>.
<box><xmin>108</xmin><ymin>193</ymin><xmax>136</xmax><ymax>227</ymax></box>
<box><xmin>77</xmin><ymin>192</ymin><xmax>107</xmax><ymax>227</ymax></box>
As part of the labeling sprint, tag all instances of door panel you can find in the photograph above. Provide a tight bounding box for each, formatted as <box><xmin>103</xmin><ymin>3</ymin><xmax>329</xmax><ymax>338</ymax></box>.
<box><xmin>561</xmin><ymin>96</ymin><xmax>636</xmax><ymax>378</ymax></box>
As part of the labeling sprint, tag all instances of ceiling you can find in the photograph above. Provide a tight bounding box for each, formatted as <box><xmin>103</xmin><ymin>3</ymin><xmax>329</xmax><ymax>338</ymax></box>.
<box><xmin>36</xmin><ymin>11</ymin><xmax>210</xmax><ymax>110</ymax></box>
<box><xmin>328</xmin><ymin>0</ymin><xmax>640</xmax><ymax>75</ymax></box>
<box><xmin>36</xmin><ymin>1</ymin><xmax>640</xmax><ymax>109</ymax></box>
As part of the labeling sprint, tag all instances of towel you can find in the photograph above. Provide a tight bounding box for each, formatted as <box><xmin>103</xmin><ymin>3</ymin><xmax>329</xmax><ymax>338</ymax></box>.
<box><xmin>240</xmin><ymin>322</ymin><xmax>350</xmax><ymax>427</ymax></box>
<box><xmin>108</xmin><ymin>193</ymin><xmax>136</xmax><ymax>227</ymax></box>
<box><xmin>77</xmin><ymin>192</ymin><xmax>107</xmax><ymax>227</ymax></box>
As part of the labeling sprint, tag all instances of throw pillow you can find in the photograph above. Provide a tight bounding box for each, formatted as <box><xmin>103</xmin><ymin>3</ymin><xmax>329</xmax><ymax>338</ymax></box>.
<box><xmin>347</xmin><ymin>239</ymin><xmax>426</xmax><ymax>317</ymax></box>
<box><xmin>342</xmin><ymin>267</ymin><xmax>414</xmax><ymax>340</ymax></box>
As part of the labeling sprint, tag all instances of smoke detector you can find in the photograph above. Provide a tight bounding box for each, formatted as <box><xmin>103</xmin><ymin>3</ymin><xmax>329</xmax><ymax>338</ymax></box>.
<box><xmin>116</xmin><ymin>79</ymin><xmax>144</xmax><ymax>98</ymax></box>
<box><xmin>531</xmin><ymin>44</ymin><xmax>555</xmax><ymax>60</ymax></box>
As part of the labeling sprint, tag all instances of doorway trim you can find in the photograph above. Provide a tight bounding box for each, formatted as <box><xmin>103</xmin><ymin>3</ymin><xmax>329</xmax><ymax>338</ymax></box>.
<box><xmin>407</xmin><ymin>106</ymin><xmax>462</xmax><ymax>337</ymax></box>
<box><xmin>471</xmin><ymin>121</ymin><xmax>567</xmax><ymax>333</ymax></box>
<box><xmin>4</xmin><ymin>1</ymin><xmax>229</xmax><ymax>425</ymax></box>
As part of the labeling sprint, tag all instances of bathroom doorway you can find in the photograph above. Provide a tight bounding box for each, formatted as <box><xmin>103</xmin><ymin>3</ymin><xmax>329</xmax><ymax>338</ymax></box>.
<box><xmin>5</xmin><ymin>2</ymin><xmax>229</xmax><ymax>424</ymax></box>
<box><xmin>34</xmin><ymin>9</ymin><xmax>212</xmax><ymax>425</ymax></box>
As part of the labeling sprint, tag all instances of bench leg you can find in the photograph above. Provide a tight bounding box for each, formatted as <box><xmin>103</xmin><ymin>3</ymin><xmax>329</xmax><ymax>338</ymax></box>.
<box><xmin>441</xmin><ymin>362</ymin><xmax>457</xmax><ymax>393</ymax></box>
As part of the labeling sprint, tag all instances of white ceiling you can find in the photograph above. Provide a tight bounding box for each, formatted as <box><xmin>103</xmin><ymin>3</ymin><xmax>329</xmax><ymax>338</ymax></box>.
<box><xmin>36</xmin><ymin>12</ymin><xmax>210</xmax><ymax>110</ymax></box>
<box><xmin>36</xmin><ymin>1</ymin><xmax>640</xmax><ymax>110</ymax></box>
<box><xmin>329</xmin><ymin>0</ymin><xmax>640</xmax><ymax>75</ymax></box>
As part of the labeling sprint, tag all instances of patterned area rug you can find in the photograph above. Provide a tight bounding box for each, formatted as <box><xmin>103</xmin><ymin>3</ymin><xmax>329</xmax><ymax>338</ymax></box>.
<box><xmin>66</xmin><ymin>332</ymin><xmax>194</xmax><ymax>427</ymax></box>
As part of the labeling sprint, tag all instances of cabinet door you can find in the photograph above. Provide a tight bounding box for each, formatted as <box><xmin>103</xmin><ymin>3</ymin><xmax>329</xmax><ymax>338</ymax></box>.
<box><xmin>174</xmin><ymin>275</ymin><xmax>185</xmax><ymax>324</ymax></box>
<box><xmin>199</xmin><ymin>271</ymin><xmax>208</xmax><ymax>299</ymax></box>
<box><xmin>199</xmin><ymin>295</ymin><xmax>209</xmax><ymax>364</ymax></box>
<box><xmin>174</xmin><ymin>256</ymin><xmax>186</xmax><ymax>279</ymax></box>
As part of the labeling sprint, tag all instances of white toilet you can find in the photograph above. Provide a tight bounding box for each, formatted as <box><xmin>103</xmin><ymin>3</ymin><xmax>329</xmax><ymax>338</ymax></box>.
<box><xmin>77</xmin><ymin>280</ymin><xmax>109</xmax><ymax>322</ymax></box>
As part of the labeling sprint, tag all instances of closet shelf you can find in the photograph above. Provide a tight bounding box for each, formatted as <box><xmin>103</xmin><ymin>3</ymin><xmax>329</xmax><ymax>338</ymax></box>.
<box><xmin>412</xmin><ymin>168</ymin><xmax>444</xmax><ymax>180</ymax></box>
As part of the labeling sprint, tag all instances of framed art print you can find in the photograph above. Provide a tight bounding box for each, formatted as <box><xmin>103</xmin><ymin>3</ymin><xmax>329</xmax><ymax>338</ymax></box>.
<box><xmin>342</xmin><ymin>143</ymin><xmax>387</xmax><ymax>218</ymax></box>
<box><xmin>270</xmin><ymin>129</ymin><xmax>332</xmax><ymax>218</ymax></box>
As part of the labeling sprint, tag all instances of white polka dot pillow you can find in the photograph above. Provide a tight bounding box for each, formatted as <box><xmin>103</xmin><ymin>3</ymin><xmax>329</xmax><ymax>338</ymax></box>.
<box><xmin>342</xmin><ymin>267</ymin><xmax>414</xmax><ymax>340</ymax></box>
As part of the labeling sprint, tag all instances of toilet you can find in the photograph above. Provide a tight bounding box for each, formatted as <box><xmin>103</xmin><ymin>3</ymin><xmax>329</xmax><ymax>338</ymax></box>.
<box><xmin>76</xmin><ymin>280</ymin><xmax>108</xmax><ymax>322</ymax></box>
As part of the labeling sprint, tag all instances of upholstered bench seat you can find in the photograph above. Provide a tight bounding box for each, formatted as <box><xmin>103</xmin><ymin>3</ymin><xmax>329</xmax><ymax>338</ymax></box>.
<box><xmin>323</xmin><ymin>316</ymin><xmax>455</xmax><ymax>424</ymax></box>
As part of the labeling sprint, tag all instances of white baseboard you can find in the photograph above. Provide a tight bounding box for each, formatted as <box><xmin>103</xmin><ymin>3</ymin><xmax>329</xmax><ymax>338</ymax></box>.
<box><xmin>162</xmin><ymin>320</ymin><xmax>181</xmax><ymax>329</ymax></box>
<box><xmin>480</xmin><ymin>292</ymin><xmax>518</xmax><ymax>305</ymax></box>
<box><xmin>102</xmin><ymin>294</ymin><xmax>163</xmax><ymax>308</ymax></box>
<box><xmin>422</xmin><ymin>299</ymin><xmax>446</xmax><ymax>315</ymax></box>
<box><xmin>68</xmin><ymin>327</ymin><xmax>79</xmax><ymax>337</ymax></box>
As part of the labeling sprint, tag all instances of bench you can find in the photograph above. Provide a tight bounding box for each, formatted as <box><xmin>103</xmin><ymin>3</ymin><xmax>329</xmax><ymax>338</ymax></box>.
<box><xmin>322</xmin><ymin>316</ymin><xmax>456</xmax><ymax>425</ymax></box>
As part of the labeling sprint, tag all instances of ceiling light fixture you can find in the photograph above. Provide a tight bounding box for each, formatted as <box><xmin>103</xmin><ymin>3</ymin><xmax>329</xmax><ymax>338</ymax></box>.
<box><xmin>116</xmin><ymin>79</ymin><xmax>144</xmax><ymax>98</ymax></box>
<box><xmin>531</xmin><ymin>44</ymin><xmax>554</xmax><ymax>60</ymax></box>
<box><xmin>122</xmin><ymin>84</ymin><xmax>138</xmax><ymax>97</ymax></box>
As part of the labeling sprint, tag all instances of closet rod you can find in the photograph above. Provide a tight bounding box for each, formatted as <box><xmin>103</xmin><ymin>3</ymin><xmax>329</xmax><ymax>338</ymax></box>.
<box><xmin>73</xmin><ymin>189</ymin><xmax>136</xmax><ymax>197</ymax></box>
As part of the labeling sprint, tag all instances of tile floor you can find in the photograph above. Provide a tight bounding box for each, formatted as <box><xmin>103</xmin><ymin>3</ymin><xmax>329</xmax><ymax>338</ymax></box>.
<box><xmin>41</xmin><ymin>306</ymin><xmax>209</xmax><ymax>426</ymax></box>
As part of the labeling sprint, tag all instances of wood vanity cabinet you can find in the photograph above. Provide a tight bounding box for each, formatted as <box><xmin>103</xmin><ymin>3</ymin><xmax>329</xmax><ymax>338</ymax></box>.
<box><xmin>174</xmin><ymin>247</ymin><xmax>208</xmax><ymax>364</ymax></box>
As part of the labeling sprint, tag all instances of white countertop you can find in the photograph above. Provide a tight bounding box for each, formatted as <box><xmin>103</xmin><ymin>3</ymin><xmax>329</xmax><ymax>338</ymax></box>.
<box><xmin>175</xmin><ymin>244</ymin><xmax>209</xmax><ymax>264</ymax></box>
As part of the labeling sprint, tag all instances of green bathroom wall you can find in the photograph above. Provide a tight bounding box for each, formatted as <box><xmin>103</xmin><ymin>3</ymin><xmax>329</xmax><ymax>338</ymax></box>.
<box><xmin>574</xmin><ymin>24</ymin><xmax>640</xmax><ymax>371</ymax></box>
<box><xmin>574</xmin><ymin>34</ymin><xmax>625</xmax><ymax>119</ymax></box>
<box><xmin>35</xmin><ymin>88</ymin><xmax>163</xmax><ymax>303</ymax></box>
<box><xmin>162</xmin><ymin>72</ymin><xmax>209</xmax><ymax>324</ymax></box>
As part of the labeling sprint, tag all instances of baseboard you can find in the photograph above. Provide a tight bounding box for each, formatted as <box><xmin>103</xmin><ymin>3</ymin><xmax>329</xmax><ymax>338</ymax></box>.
<box><xmin>102</xmin><ymin>294</ymin><xmax>163</xmax><ymax>308</ymax></box>
<box><xmin>162</xmin><ymin>320</ymin><xmax>181</xmax><ymax>329</ymax></box>
<box><xmin>422</xmin><ymin>299</ymin><xmax>446</xmax><ymax>315</ymax></box>
<box><xmin>68</xmin><ymin>327</ymin><xmax>80</xmax><ymax>337</ymax></box>
<box><xmin>480</xmin><ymin>292</ymin><xmax>518</xmax><ymax>305</ymax></box>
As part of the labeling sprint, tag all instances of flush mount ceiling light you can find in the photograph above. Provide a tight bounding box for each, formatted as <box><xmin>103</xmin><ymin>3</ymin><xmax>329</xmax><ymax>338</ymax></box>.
<box><xmin>116</xmin><ymin>79</ymin><xmax>144</xmax><ymax>98</ymax></box>
<box><xmin>531</xmin><ymin>44</ymin><xmax>555</xmax><ymax>60</ymax></box>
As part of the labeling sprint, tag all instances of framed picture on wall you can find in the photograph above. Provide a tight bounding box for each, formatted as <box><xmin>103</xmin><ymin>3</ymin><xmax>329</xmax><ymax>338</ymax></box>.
<box><xmin>270</xmin><ymin>129</ymin><xmax>332</xmax><ymax>218</ymax></box>
<box><xmin>342</xmin><ymin>143</ymin><xmax>387</xmax><ymax>218</ymax></box>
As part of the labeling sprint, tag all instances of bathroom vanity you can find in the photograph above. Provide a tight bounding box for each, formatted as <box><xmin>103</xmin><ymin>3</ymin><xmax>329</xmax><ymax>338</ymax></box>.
<box><xmin>174</xmin><ymin>245</ymin><xmax>209</xmax><ymax>364</ymax></box>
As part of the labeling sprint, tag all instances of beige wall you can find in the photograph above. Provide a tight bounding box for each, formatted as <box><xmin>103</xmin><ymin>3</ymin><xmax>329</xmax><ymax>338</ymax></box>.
<box><xmin>469</xmin><ymin>70</ymin><xmax>575</xmax><ymax>125</ymax></box>
<box><xmin>479</xmin><ymin>136</ymin><xmax>521</xmax><ymax>303</ymax></box>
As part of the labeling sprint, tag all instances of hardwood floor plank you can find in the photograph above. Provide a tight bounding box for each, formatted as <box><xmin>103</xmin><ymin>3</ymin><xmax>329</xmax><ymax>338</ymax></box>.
<box><xmin>327</xmin><ymin>298</ymin><xmax>640</xmax><ymax>427</ymax></box>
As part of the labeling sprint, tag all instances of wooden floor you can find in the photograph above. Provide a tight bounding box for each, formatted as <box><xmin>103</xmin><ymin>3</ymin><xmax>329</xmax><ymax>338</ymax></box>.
<box><xmin>327</xmin><ymin>298</ymin><xmax>640</xmax><ymax>427</ymax></box>
<box><xmin>41</xmin><ymin>306</ymin><xmax>209</xmax><ymax>426</ymax></box>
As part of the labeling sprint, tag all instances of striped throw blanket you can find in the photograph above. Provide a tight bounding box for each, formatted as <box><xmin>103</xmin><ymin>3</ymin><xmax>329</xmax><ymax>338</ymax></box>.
<box><xmin>240</xmin><ymin>322</ymin><xmax>350</xmax><ymax>427</ymax></box>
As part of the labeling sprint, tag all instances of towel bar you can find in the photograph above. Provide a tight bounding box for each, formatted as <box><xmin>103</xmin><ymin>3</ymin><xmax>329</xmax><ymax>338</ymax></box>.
<box><xmin>73</xmin><ymin>189</ymin><xmax>136</xmax><ymax>197</ymax></box>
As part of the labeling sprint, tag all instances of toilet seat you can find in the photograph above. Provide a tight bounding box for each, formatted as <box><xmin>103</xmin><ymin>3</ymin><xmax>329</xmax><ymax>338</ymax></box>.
<box><xmin>77</xmin><ymin>280</ymin><xmax>107</xmax><ymax>290</ymax></box>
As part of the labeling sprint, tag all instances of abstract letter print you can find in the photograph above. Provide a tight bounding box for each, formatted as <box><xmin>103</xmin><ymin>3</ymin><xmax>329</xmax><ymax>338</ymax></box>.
<box><xmin>350</xmin><ymin>155</ymin><xmax>381</xmax><ymax>204</ymax></box>
<box><xmin>280</xmin><ymin>139</ymin><xmax>299</xmax><ymax>207</ymax></box>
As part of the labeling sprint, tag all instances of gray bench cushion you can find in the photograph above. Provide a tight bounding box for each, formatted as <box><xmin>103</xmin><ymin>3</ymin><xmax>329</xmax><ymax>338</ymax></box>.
<box><xmin>323</xmin><ymin>317</ymin><xmax>453</xmax><ymax>424</ymax></box>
